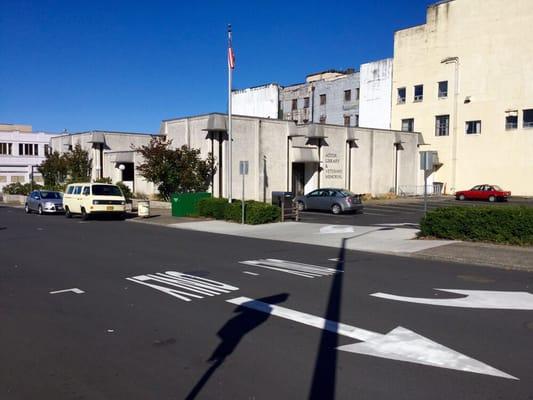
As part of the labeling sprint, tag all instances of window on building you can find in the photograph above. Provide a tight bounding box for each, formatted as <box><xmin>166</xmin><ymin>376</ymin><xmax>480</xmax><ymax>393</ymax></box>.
<box><xmin>355</xmin><ymin>88</ymin><xmax>360</xmax><ymax>100</ymax></box>
<box><xmin>0</xmin><ymin>143</ymin><xmax>12</xmax><ymax>155</ymax></box>
<box><xmin>291</xmin><ymin>98</ymin><xmax>298</xmax><ymax>111</ymax></box>
<box><xmin>523</xmin><ymin>109</ymin><xmax>533</xmax><ymax>128</ymax></box>
<box><xmin>506</xmin><ymin>114</ymin><xmax>518</xmax><ymax>130</ymax></box>
<box><xmin>438</xmin><ymin>81</ymin><xmax>448</xmax><ymax>98</ymax></box>
<box><xmin>18</xmin><ymin>143</ymin><xmax>39</xmax><ymax>156</ymax></box>
<box><xmin>344</xmin><ymin>115</ymin><xmax>351</xmax><ymax>126</ymax></box>
<box><xmin>465</xmin><ymin>120</ymin><xmax>481</xmax><ymax>134</ymax></box>
<box><xmin>344</xmin><ymin>90</ymin><xmax>351</xmax><ymax>102</ymax></box>
<box><xmin>401</xmin><ymin>118</ymin><xmax>415</xmax><ymax>132</ymax></box>
<box><xmin>435</xmin><ymin>115</ymin><xmax>450</xmax><ymax>136</ymax></box>
<box><xmin>414</xmin><ymin>85</ymin><xmax>424</xmax><ymax>102</ymax></box>
<box><xmin>397</xmin><ymin>87</ymin><xmax>406</xmax><ymax>104</ymax></box>
<box><xmin>44</xmin><ymin>144</ymin><xmax>51</xmax><ymax>155</ymax></box>
<box><xmin>320</xmin><ymin>94</ymin><xmax>326</xmax><ymax>105</ymax></box>
<box><xmin>303</xmin><ymin>97</ymin><xmax>310</xmax><ymax>108</ymax></box>
<box><xmin>319</xmin><ymin>115</ymin><xmax>326</xmax><ymax>124</ymax></box>
<box><xmin>34</xmin><ymin>144</ymin><xmax>39</xmax><ymax>156</ymax></box>
<box><xmin>11</xmin><ymin>175</ymin><xmax>25</xmax><ymax>183</ymax></box>
<box><xmin>355</xmin><ymin>114</ymin><xmax>359</xmax><ymax>127</ymax></box>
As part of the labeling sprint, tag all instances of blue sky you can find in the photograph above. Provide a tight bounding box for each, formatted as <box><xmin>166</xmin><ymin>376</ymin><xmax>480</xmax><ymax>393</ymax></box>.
<box><xmin>0</xmin><ymin>0</ymin><xmax>434</xmax><ymax>133</ymax></box>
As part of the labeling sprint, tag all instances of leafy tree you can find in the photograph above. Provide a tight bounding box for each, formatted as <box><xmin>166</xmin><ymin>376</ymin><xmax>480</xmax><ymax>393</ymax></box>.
<box><xmin>64</xmin><ymin>144</ymin><xmax>91</xmax><ymax>182</ymax></box>
<box><xmin>38</xmin><ymin>151</ymin><xmax>68</xmax><ymax>189</ymax></box>
<box><xmin>136</xmin><ymin>137</ymin><xmax>215</xmax><ymax>201</ymax></box>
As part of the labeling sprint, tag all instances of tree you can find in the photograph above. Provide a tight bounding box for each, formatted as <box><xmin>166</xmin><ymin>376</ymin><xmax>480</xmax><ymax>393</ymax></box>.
<box><xmin>136</xmin><ymin>137</ymin><xmax>215</xmax><ymax>201</ymax></box>
<box><xmin>38</xmin><ymin>151</ymin><xmax>68</xmax><ymax>188</ymax></box>
<box><xmin>37</xmin><ymin>144</ymin><xmax>91</xmax><ymax>189</ymax></box>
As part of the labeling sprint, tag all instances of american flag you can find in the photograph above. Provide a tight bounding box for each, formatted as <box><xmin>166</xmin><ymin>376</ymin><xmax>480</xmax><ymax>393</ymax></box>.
<box><xmin>228</xmin><ymin>26</ymin><xmax>235</xmax><ymax>70</ymax></box>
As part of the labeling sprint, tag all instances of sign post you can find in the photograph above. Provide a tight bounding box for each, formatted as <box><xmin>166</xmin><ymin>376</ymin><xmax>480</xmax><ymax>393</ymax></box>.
<box><xmin>419</xmin><ymin>151</ymin><xmax>435</xmax><ymax>215</ymax></box>
<box><xmin>239</xmin><ymin>161</ymin><xmax>249</xmax><ymax>224</ymax></box>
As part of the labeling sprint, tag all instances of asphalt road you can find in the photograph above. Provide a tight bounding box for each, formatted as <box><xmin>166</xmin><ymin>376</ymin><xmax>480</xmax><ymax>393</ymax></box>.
<box><xmin>1</xmin><ymin>205</ymin><xmax>533</xmax><ymax>399</ymax></box>
<box><xmin>299</xmin><ymin>196</ymin><xmax>533</xmax><ymax>226</ymax></box>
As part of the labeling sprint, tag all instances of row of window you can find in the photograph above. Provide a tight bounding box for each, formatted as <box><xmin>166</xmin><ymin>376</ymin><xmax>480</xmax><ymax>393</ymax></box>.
<box><xmin>0</xmin><ymin>143</ymin><xmax>51</xmax><ymax>156</ymax></box>
<box><xmin>397</xmin><ymin>81</ymin><xmax>448</xmax><ymax>104</ymax></box>
<box><xmin>290</xmin><ymin>89</ymin><xmax>360</xmax><ymax>111</ymax></box>
<box><xmin>401</xmin><ymin>109</ymin><xmax>533</xmax><ymax>135</ymax></box>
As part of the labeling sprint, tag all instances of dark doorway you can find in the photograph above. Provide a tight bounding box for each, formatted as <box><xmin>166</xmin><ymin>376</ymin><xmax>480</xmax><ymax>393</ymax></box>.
<box><xmin>122</xmin><ymin>163</ymin><xmax>134</xmax><ymax>181</ymax></box>
<box><xmin>292</xmin><ymin>162</ymin><xmax>305</xmax><ymax>196</ymax></box>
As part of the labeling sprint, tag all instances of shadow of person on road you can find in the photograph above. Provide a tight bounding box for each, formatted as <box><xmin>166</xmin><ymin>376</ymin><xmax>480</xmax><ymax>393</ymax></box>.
<box><xmin>185</xmin><ymin>293</ymin><xmax>289</xmax><ymax>400</ymax></box>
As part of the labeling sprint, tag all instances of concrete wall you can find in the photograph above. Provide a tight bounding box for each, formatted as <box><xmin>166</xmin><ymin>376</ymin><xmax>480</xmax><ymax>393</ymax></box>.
<box><xmin>391</xmin><ymin>0</ymin><xmax>533</xmax><ymax>195</ymax></box>
<box><xmin>313</xmin><ymin>73</ymin><xmax>360</xmax><ymax>126</ymax></box>
<box><xmin>232</xmin><ymin>84</ymin><xmax>280</xmax><ymax>119</ymax></box>
<box><xmin>359</xmin><ymin>58</ymin><xmax>393</xmax><ymax>129</ymax></box>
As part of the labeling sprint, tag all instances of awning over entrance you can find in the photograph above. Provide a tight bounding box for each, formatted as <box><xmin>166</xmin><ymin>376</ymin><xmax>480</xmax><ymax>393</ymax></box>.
<box><xmin>292</xmin><ymin>147</ymin><xmax>320</xmax><ymax>163</ymax></box>
<box><xmin>106</xmin><ymin>151</ymin><xmax>135</xmax><ymax>163</ymax></box>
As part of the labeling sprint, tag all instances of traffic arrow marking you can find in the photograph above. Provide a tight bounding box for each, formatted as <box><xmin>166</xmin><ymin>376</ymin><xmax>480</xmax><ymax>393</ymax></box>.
<box><xmin>226</xmin><ymin>296</ymin><xmax>517</xmax><ymax>380</ymax></box>
<box><xmin>371</xmin><ymin>289</ymin><xmax>533</xmax><ymax>310</ymax></box>
<box><xmin>50</xmin><ymin>288</ymin><xmax>85</xmax><ymax>295</ymax></box>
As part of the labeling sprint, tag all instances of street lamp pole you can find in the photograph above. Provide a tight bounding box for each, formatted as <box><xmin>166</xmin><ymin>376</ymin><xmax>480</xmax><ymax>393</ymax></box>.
<box><xmin>441</xmin><ymin>56</ymin><xmax>459</xmax><ymax>193</ymax></box>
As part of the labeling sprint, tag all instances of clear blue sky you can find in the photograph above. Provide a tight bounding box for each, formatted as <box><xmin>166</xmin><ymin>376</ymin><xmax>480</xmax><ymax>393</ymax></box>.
<box><xmin>0</xmin><ymin>0</ymin><xmax>434</xmax><ymax>133</ymax></box>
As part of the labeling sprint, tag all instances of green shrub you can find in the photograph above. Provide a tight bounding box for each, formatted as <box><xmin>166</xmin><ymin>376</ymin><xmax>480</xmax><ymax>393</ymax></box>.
<box><xmin>116</xmin><ymin>181</ymin><xmax>133</xmax><ymax>201</ymax></box>
<box><xmin>197</xmin><ymin>197</ymin><xmax>280</xmax><ymax>225</ymax></box>
<box><xmin>2</xmin><ymin>182</ymin><xmax>42</xmax><ymax>195</ymax></box>
<box><xmin>419</xmin><ymin>206</ymin><xmax>533</xmax><ymax>245</ymax></box>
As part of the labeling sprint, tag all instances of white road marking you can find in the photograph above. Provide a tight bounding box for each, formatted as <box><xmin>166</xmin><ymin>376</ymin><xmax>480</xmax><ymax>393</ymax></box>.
<box><xmin>319</xmin><ymin>225</ymin><xmax>355</xmax><ymax>234</ymax></box>
<box><xmin>362</xmin><ymin>212</ymin><xmax>389</xmax><ymax>216</ymax></box>
<box><xmin>328</xmin><ymin>258</ymin><xmax>339</xmax><ymax>262</ymax></box>
<box><xmin>239</xmin><ymin>259</ymin><xmax>338</xmax><ymax>278</ymax></box>
<box><xmin>227</xmin><ymin>296</ymin><xmax>517</xmax><ymax>380</ymax></box>
<box><xmin>126</xmin><ymin>271</ymin><xmax>239</xmax><ymax>302</ymax></box>
<box><xmin>50</xmin><ymin>288</ymin><xmax>85</xmax><ymax>295</ymax></box>
<box><xmin>372</xmin><ymin>289</ymin><xmax>533</xmax><ymax>310</ymax></box>
<box><xmin>243</xmin><ymin>271</ymin><xmax>259</xmax><ymax>276</ymax></box>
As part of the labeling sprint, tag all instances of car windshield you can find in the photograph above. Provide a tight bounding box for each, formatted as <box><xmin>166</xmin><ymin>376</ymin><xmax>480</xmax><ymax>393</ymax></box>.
<box><xmin>40</xmin><ymin>191</ymin><xmax>62</xmax><ymax>199</ymax></box>
<box><xmin>492</xmin><ymin>185</ymin><xmax>502</xmax><ymax>191</ymax></box>
<box><xmin>91</xmin><ymin>185</ymin><xmax>123</xmax><ymax>196</ymax></box>
<box><xmin>339</xmin><ymin>190</ymin><xmax>355</xmax><ymax>197</ymax></box>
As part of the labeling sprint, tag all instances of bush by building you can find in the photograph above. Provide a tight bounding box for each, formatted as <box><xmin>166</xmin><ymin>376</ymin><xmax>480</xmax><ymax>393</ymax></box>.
<box><xmin>2</xmin><ymin>182</ymin><xmax>42</xmax><ymax>195</ymax></box>
<box><xmin>419</xmin><ymin>206</ymin><xmax>533</xmax><ymax>245</ymax></box>
<box><xmin>198</xmin><ymin>197</ymin><xmax>280</xmax><ymax>225</ymax></box>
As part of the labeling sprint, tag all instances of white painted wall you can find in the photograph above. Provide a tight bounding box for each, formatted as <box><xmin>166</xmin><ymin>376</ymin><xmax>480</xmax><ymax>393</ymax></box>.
<box><xmin>232</xmin><ymin>84</ymin><xmax>280</xmax><ymax>119</ymax></box>
<box><xmin>359</xmin><ymin>58</ymin><xmax>393</xmax><ymax>129</ymax></box>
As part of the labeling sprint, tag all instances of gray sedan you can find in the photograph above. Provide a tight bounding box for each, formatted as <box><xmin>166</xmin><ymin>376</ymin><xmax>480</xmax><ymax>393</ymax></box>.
<box><xmin>295</xmin><ymin>188</ymin><xmax>363</xmax><ymax>215</ymax></box>
<box><xmin>25</xmin><ymin>190</ymin><xmax>64</xmax><ymax>215</ymax></box>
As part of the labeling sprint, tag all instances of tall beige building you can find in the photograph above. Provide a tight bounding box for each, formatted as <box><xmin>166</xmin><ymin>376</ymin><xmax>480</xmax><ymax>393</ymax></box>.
<box><xmin>391</xmin><ymin>0</ymin><xmax>533</xmax><ymax>195</ymax></box>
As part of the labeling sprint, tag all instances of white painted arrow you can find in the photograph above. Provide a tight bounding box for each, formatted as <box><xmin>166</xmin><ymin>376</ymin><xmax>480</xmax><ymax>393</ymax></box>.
<box><xmin>318</xmin><ymin>225</ymin><xmax>355</xmax><ymax>235</ymax></box>
<box><xmin>50</xmin><ymin>288</ymin><xmax>85</xmax><ymax>295</ymax></box>
<box><xmin>227</xmin><ymin>296</ymin><xmax>517</xmax><ymax>380</ymax></box>
<box><xmin>371</xmin><ymin>289</ymin><xmax>533</xmax><ymax>310</ymax></box>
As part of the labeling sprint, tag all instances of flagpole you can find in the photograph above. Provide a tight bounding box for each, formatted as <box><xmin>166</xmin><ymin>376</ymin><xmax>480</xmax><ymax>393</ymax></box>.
<box><xmin>227</xmin><ymin>24</ymin><xmax>233</xmax><ymax>203</ymax></box>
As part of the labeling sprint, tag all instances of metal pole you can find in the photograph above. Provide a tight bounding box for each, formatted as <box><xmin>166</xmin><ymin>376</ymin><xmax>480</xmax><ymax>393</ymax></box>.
<box><xmin>424</xmin><ymin>169</ymin><xmax>428</xmax><ymax>215</ymax></box>
<box><xmin>241</xmin><ymin>173</ymin><xmax>245</xmax><ymax>224</ymax></box>
<box><xmin>227</xmin><ymin>24</ymin><xmax>233</xmax><ymax>203</ymax></box>
<box><xmin>451</xmin><ymin>60</ymin><xmax>459</xmax><ymax>193</ymax></box>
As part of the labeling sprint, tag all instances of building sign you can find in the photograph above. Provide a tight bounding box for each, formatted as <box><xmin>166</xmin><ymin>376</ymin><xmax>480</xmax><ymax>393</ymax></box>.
<box><xmin>324</xmin><ymin>152</ymin><xmax>343</xmax><ymax>180</ymax></box>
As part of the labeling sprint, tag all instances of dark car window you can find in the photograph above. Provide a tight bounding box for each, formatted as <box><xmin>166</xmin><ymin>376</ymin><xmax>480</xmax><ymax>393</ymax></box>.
<box><xmin>308</xmin><ymin>190</ymin><xmax>321</xmax><ymax>197</ymax></box>
<box><xmin>73</xmin><ymin>186</ymin><xmax>82</xmax><ymax>195</ymax></box>
<box><xmin>66</xmin><ymin>186</ymin><xmax>74</xmax><ymax>194</ymax></box>
<box><xmin>82</xmin><ymin>187</ymin><xmax>90</xmax><ymax>195</ymax></box>
<box><xmin>92</xmin><ymin>184</ymin><xmax>122</xmax><ymax>196</ymax></box>
<box><xmin>339</xmin><ymin>190</ymin><xmax>355</xmax><ymax>197</ymax></box>
<box><xmin>472</xmin><ymin>185</ymin><xmax>482</xmax><ymax>191</ymax></box>
<box><xmin>40</xmin><ymin>191</ymin><xmax>62</xmax><ymax>199</ymax></box>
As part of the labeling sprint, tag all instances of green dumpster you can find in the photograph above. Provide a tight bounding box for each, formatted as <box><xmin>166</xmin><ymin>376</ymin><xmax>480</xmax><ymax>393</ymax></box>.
<box><xmin>171</xmin><ymin>192</ymin><xmax>211</xmax><ymax>217</ymax></box>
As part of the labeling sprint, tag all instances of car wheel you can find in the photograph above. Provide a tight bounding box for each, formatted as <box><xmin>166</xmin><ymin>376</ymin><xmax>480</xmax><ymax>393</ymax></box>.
<box><xmin>459</xmin><ymin>194</ymin><xmax>465</xmax><ymax>201</ymax></box>
<box><xmin>65</xmin><ymin>206</ymin><xmax>72</xmax><ymax>218</ymax></box>
<box><xmin>38</xmin><ymin>205</ymin><xmax>43</xmax><ymax>215</ymax></box>
<box><xmin>296</xmin><ymin>201</ymin><xmax>305</xmax><ymax>211</ymax></box>
<box><xmin>25</xmin><ymin>203</ymin><xmax>31</xmax><ymax>214</ymax></box>
<box><xmin>331</xmin><ymin>204</ymin><xmax>342</xmax><ymax>215</ymax></box>
<box><xmin>81</xmin><ymin>208</ymin><xmax>89</xmax><ymax>221</ymax></box>
<box><xmin>488</xmin><ymin>195</ymin><xmax>496</xmax><ymax>202</ymax></box>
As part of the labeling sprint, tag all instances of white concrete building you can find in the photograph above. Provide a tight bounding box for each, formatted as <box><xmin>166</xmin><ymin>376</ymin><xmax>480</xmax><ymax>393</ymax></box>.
<box><xmin>232</xmin><ymin>84</ymin><xmax>280</xmax><ymax>119</ymax></box>
<box><xmin>50</xmin><ymin>130</ymin><xmax>157</xmax><ymax>195</ymax></box>
<box><xmin>0</xmin><ymin>124</ymin><xmax>58</xmax><ymax>191</ymax></box>
<box><xmin>359</xmin><ymin>58</ymin><xmax>393</xmax><ymax>129</ymax></box>
<box><xmin>160</xmin><ymin>113</ymin><xmax>423</xmax><ymax>200</ymax></box>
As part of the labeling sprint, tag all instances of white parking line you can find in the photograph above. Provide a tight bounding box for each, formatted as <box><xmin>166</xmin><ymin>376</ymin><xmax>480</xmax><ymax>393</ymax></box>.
<box><xmin>243</xmin><ymin>271</ymin><xmax>259</xmax><ymax>276</ymax></box>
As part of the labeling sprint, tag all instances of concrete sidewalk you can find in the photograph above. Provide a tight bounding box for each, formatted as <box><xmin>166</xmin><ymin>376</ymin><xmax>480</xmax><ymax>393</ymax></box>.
<box><xmin>129</xmin><ymin>208</ymin><xmax>533</xmax><ymax>271</ymax></box>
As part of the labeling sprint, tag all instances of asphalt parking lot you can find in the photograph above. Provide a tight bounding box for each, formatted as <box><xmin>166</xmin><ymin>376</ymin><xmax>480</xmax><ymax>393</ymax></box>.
<box><xmin>299</xmin><ymin>196</ymin><xmax>533</xmax><ymax>226</ymax></box>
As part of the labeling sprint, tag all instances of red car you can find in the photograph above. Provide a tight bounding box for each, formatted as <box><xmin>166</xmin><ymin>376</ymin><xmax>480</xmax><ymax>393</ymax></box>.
<box><xmin>455</xmin><ymin>184</ymin><xmax>511</xmax><ymax>202</ymax></box>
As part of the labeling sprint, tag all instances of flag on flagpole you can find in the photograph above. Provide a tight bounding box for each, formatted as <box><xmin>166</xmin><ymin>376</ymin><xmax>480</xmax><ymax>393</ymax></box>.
<box><xmin>228</xmin><ymin>27</ymin><xmax>235</xmax><ymax>69</ymax></box>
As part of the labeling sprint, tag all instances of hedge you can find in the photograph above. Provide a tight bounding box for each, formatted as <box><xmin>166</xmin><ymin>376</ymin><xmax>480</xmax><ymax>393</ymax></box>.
<box><xmin>198</xmin><ymin>197</ymin><xmax>280</xmax><ymax>225</ymax></box>
<box><xmin>2</xmin><ymin>182</ymin><xmax>43</xmax><ymax>195</ymax></box>
<box><xmin>419</xmin><ymin>206</ymin><xmax>533</xmax><ymax>245</ymax></box>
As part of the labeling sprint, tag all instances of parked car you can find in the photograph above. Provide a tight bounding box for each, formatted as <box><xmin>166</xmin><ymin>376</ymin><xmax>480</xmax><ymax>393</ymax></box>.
<box><xmin>294</xmin><ymin>188</ymin><xmax>363</xmax><ymax>215</ymax></box>
<box><xmin>63</xmin><ymin>183</ymin><xmax>126</xmax><ymax>220</ymax></box>
<box><xmin>455</xmin><ymin>184</ymin><xmax>511</xmax><ymax>202</ymax></box>
<box><xmin>25</xmin><ymin>190</ymin><xmax>64</xmax><ymax>214</ymax></box>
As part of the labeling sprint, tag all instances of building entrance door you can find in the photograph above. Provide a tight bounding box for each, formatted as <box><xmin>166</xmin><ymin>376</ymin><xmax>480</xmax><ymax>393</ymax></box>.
<box><xmin>292</xmin><ymin>163</ymin><xmax>305</xmax><ymax>196</ymax></box>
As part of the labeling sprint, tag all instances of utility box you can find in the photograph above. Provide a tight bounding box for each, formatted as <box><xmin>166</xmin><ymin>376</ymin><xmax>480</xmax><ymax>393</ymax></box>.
<box><xmin>171</xmin><ymin>192</ymin><xmax>211</xmax><ymax>217</ymax></box>
<box><xmin>272</xmin><ymin>191</ymin><xmax>296</xmax><ymax>222</ymax></box>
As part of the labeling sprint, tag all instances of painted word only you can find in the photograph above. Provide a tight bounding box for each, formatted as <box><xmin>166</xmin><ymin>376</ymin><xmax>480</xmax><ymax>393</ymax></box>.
<box><xmin>127</xmin><ymin>271</ymin><xmax>239</xmax><ymax>302</ymax></box>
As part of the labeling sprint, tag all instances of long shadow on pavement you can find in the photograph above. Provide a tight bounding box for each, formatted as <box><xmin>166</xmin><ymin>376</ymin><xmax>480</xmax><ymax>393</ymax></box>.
<box><xmin>185</xmin><ymin>293</ymin><xmax>289</xmax><ymax>400</ymax></box>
